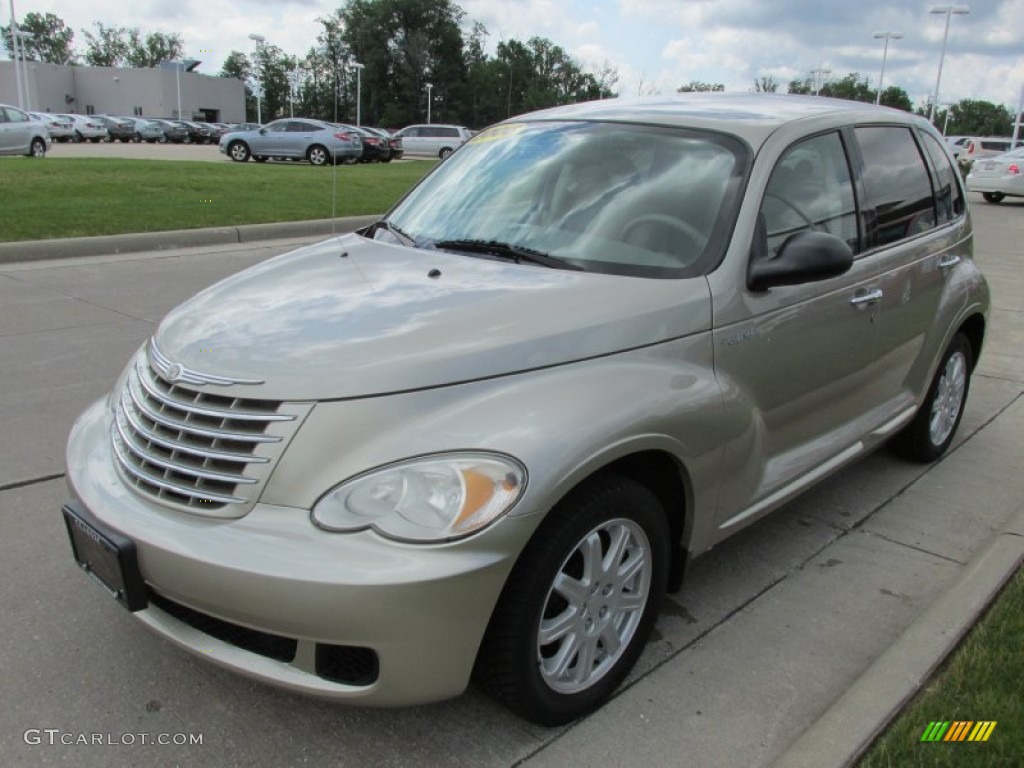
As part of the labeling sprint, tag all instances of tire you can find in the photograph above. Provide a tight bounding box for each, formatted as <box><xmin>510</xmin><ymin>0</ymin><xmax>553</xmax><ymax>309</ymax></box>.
<box><xmin>439</xmin><ymin>147</ymin><xmax>453</xmax><ymax>160</ymax></box>
<box><xmin>307</xmin><ymin>145</ymin><xmax>330</xmax><ymax>166</ymax></box>
<box><xmin>29</xmin><ymin>137</ymin><xmax>46</xmax><ymax>158</ymax></box>
<box><xmin>90</xmin><ymin>137</ymin><xmax>101</xmax><ymax>143</ymax></box>
<box><xmin>891</xmin><ymin>333</ymin><xmax>973</xmax><ymax>463</ymax></box>
<box><xmin>227</xmin><ymin>141</ymin><xmax>251</xmax><ymax>162</ymax></box>
<box><xmin>103</xmin><ymin>134</ymin><xmax>112</xmax><ymax>143</ymax></box>
<box><xmin>381</xmin><ymin>156</ymin><xmax>392</xmax><ymax>163</ymax></box>
<box><xmin>253</xmin><ymin>155</ymin><xmax>267</xmax><ymax>163</ymax></box>
<box><xmin>982</xmin><ymin>192</ymin><xmax>1005</xmax><ymax>204</ymax></box>
<box><xmin>474</xmin><ymin>474</ymin><xmax>669</xmax><ymax>726</ymax></box>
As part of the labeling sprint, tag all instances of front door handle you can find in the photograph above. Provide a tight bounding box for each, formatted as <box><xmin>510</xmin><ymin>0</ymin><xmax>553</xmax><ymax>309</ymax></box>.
<box><xmin>850</xmin><ymin>289</ymin><xmax>883</xmax><ymax>307</ymax></box>
<box><xmin>939</xmin><ymin>255</ymin><xmax>962</xmax><ymax>270</ymax></box>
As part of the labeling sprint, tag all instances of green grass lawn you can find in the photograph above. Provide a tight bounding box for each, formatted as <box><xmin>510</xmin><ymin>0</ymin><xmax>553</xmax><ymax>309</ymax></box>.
<box><xmin>858</xmin><ymin>565</ymin><xmax>1023</xmax><ymax>767</ymax></box>
<box><xmin>0</xmin><ymin>157</ymin><xmax>435</xmax><ymax>242</ymax></box>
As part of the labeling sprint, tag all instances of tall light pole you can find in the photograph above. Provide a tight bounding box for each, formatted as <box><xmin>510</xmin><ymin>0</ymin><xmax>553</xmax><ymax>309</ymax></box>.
<box><xmin>8</xmin><ymin>0</ymin><xmax>24</xmax><ymax>109</ymax></box>
<box><xmin>872</xmin><ymin>31</ymin><xmax>903</xmax><ymax>104</ymax></box>
<box><xmin>810</xmin><ymin>67</ymin><xmax>831</xmax><ymax>96</ymax></box>
<box><xmin>425</xmin><ymin>82</ymin><xmax>433</xmax><ymax>123</ymax></box>
<box><xmin>248</xmin><ymin>33</ymin><xmax>266</xmax><ymax>124</ymax></box>
<box><xmin>928</xmin><ymin>5</ymin><xmax>970</xmax><ymax>122</ymax></box>
<box><xmin>14</xmin><ymin>28</ymin><xmax>35</xmax><ymax>110</ymax></box>
<box><xmin>350</xmin><ymin>61</ymin><xmax>364</xmax><ymax>125</ymax></box>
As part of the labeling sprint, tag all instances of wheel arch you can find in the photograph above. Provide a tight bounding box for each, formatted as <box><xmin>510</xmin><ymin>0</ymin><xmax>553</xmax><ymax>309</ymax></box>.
<box><xmin>958</xmin><ymin>312</ymin><xmax>986</xmax><ymax>373</ymax></box>
<box><xmin>591</xmin><ymin>451</ymin><xmax>691</xmax><ymax>592</ymax></box>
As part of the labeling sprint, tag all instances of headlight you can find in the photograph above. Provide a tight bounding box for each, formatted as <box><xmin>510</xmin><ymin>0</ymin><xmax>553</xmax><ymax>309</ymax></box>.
<box><xmin>311</xmin><ymin>453</ymin><xmax>527</xmax><ymax>542</ymax></box>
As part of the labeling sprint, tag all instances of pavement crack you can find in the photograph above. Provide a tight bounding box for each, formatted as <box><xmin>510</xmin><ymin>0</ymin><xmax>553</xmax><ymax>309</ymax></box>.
<box><xmin>856</xmin><ymin>529</ymin><xmax>966</xmax><ymax>565</ymax></box>
<box><xmin>0</xmin><ymin>473</ymin><xmax>66</xmax><ymax>493</ymax></box>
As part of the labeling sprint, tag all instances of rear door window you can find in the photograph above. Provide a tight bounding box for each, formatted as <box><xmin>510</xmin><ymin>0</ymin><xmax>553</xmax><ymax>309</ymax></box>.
<box><xmin>854</xmin><ymin>126</ymin><xmax>936</xmax><ymax>247</ymax></box>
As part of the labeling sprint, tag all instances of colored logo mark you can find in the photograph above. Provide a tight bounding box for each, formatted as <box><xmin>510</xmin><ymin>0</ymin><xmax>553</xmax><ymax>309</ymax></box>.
<box><xmin>920</xmin><ymin>720</ymin><xmax>997</xmax><ymax>742</ymax></box>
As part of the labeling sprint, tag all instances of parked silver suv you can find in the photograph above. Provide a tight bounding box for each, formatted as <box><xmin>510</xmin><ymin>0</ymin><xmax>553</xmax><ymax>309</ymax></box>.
<box><xmin>393</xmin><ymin>123</ymin><xmax>472</xmax><ymax>158</ymax></box>
<box><xmin>63</xmin><ymin>94</ymin><xmax>988</xmax><ymax>726</ymax></box>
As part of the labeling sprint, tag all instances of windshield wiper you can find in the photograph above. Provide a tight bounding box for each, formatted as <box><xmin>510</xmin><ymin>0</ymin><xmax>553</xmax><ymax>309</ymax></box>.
<box><xmin>432</xmin><ymin>239</ymin><xmax>584</xmax><ymax>271</ymax></box>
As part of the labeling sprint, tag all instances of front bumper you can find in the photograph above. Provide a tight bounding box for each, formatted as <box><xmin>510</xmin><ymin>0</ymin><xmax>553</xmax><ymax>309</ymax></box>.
<box><xmin>65</xmin><ymin>398</ymin><xmax>532</xmax><ymax>706</ymax></box>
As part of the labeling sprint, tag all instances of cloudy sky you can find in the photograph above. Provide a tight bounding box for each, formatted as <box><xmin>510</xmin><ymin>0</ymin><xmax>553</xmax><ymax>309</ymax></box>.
<box><xmin>11</xmin><ymin>0</ymin><xmax>1024</xmax><ymax>109</ymax></box>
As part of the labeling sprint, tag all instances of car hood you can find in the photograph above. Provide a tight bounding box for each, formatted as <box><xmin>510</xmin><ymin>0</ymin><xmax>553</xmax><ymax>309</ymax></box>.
<box><xmin>153</xmin><ymin>233</ymin><xmax>712</xmax><ymax>400</ymax></box>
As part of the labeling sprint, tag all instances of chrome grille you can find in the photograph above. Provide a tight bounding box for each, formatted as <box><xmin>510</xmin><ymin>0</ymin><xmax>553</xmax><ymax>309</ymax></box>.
<box><xmin>111</xmin><ymin>352</ymin><xmax>308</xmax><ymax>517</ymax></box>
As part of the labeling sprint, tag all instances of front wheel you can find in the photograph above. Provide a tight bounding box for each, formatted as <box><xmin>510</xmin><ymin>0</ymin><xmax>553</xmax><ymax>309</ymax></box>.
<box><xmin>439</xmin><ymin>147</ymin><xmax>453</xmax><ymax>160</ymax></box>
<box><xmin>227</xmin><ymin>141</ymin><xmax>250</xmax><ymax>162</ymax></box>
<box><xmin>982</xmin><ymin>192</ymin><xmax>1005</xmax><ymax>204</ymax></box>
<box><xmin>29</xmin><ymin>137</ymin><xmax>46</xmax><ymax>158</ymax></box>
<box><xmin>891</xmin><ymin>333</ymin><xmax>973</xmax><ymax>462</ymax></box>
<box><xmin>474</xmin><ymin>474</ymin><xmax>669</xmax><ymax>726</ymax></box>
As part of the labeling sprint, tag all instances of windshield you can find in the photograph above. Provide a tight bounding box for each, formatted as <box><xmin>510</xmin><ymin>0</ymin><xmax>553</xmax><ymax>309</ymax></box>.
<box><xmin>384</xmin><ymin>120</ymin><xmax>748</xmax><ymax>277</ymax></box>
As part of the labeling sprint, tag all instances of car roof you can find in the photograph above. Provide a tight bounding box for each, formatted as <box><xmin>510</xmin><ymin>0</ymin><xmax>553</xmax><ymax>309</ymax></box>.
<box><xmin>505</xmin><ymin>93</ymin><xmax>927</xmax><ymax>147</ymax></box>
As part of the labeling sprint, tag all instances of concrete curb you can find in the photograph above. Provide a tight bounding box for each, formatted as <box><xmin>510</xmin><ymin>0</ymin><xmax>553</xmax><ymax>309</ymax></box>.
<box><xmin>772</xmin><ymin>506</ymin><xmax>1024</xmax><ymax>768</ymax></box>
<box><xmin>0</xmin><ymin>215</ymin><xmax>381</xmax><ymax>265</ymax></box>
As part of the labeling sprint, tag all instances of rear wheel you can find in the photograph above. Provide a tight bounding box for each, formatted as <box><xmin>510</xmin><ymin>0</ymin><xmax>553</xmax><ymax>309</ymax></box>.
<box><xmin>308</xmin><ymin>145</ymin><xmax>331</xmax><ymax>166</ymax></box>
<box><xmin>982</xmin><ymin>192</ymin><xmax>1005</xmax><ymax>204</ymax></box>
<box><xmin>474</xmin><ymin>474</ymin><xmax>669</xmax><ymax>726</ymax></box>
<box><xmin>227</xmin><ymin>141</ymin><xmax>251</xmax><ymax>162</ymax></box>
<box><xmin>892</xmin><ymin>333</ymin><xmax>972</xmax><ymax>462</ymax></box>
<box><xmin>439</xmin><ymin>146</ymin><xmax>453</xmax><ymax>160</ymax></box>
<box><xmin>29</xmin><ymin>137</ymin><xmax>46</xmax><ymax>158</ymax></box>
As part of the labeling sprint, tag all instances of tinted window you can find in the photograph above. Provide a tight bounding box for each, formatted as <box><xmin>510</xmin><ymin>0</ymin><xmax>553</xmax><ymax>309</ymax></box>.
<box><xmin>855</xmin><ymin>126</ymin><xmax>936</xmax><ymax>247</ymax></box>
<box><xmin>760</xmin><ymin>131</ymin><xmax>859</xmax><ymax>257</ymax></box>
<box><xmin>920</xmin><ymin>132</ymin><xmax>964</xmax><ymax>224</ymax></box>
<box><xmin>436</xmin><ymin>127</ymin><xmax>459</xmax><ymax>138</ymax></box>
<box><xmin>5</xmin><ymin>107</ymin><xmax>28</xmax><ymax>123</ymax></box>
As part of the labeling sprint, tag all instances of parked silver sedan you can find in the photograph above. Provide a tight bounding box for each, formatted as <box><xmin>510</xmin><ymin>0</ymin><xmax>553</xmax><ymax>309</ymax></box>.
<box><xmin>966</xmin><ymin>146</ymin><xmax>1024</xmax><ymax>203</ymax></box>
<box><xmin>219</xmin><ymin>118</ymin><xmax>362</xmax><ymax>165</ymax></box>
<box><xmin>29</xmin><ymin>111</ymin><xmax>75</xmax><ymax>142</ymax></box>
<box><xmin>0</xmin><ymin>103</ymin><xmax>50</xmax><ymax>157</ymax></box>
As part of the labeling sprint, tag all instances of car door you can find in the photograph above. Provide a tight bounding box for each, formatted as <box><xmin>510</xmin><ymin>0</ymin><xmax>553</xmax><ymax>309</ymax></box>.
<box><xmin>856</xmin><ymin>126</ymin><xmax>969</xmax><ymax>414</ymax></box>
<box><xmin>249</xmin><ymin>121</ymin><xmax>288</xmax><ymax>155</ymax></box>
<box><xmin>1</xmin><ymin>106</ymin><xmax>31</xmax><ymax>154</ymax></box>
<box><xmin>711</xmin><ymin>130</ymin><xmax>881</xmax><ymax>529</ymax></box>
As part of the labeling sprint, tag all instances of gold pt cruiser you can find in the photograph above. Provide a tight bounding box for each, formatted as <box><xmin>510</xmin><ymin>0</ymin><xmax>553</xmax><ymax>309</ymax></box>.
<box><xmin>64</xmin><ymin>94</ymin><xmax>989</xmax><ymax>726</ymax></box>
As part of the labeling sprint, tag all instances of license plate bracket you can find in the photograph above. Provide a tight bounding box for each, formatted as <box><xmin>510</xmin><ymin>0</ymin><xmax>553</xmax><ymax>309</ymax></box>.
<box><xmin>63</xmin><ymin>503</ymin><xmax>148</xmax><ymax>612</ymax></box>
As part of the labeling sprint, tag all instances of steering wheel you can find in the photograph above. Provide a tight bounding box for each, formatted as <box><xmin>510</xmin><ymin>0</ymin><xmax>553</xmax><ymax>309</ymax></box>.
<box><xmin>764</xmin><ymin>192</ymin><xmax>819</xmax><ymax>231</ymax></box>
<box><xmin>621</xmin><ymin>214</ymin><xmax>707</xmax><ymax>255</ymax></box>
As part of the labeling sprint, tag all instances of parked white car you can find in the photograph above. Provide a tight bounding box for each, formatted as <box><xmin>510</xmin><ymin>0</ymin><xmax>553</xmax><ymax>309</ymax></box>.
<box><xmin>58</xmin><ymin>114</ymin><xmax>109</xmax><ymax>143</ymax></box>
<box><xmin>966</xmin><ymin>146</ymin><xmax>1024</xmax><ymax>203</ymax></box>
<box><xmin>29</xmin><ymin>111</ymin><xmax>75</xmax><ymax>142</ymax></box>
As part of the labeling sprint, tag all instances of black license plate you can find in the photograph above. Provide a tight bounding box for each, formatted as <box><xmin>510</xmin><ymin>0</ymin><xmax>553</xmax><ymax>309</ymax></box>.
<box><xmin>63</xmin><ymin>503</ymin><xmax>148</xmax><ymax>612</ymax></box>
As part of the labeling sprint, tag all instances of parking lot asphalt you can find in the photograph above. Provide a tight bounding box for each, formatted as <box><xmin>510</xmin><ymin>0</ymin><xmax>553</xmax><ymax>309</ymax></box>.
<box><xmin>0</xmin><ymin>196</ymin><xmax>1021</xmax><ymax>767</ymax></box>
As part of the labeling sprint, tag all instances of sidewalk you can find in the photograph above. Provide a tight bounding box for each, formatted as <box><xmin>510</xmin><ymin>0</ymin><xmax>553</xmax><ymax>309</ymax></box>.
<box><xmin>0</xmin><ymin>215</ymin><xmax>379</xmax><ymax>265</ymax></box>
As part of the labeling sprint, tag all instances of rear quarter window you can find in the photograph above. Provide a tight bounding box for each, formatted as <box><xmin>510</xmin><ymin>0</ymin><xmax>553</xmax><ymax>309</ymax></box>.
<box><xmin>919</xmin><ymin>131</ymin><xmax>964</xmax><ymax>223</ymax></box>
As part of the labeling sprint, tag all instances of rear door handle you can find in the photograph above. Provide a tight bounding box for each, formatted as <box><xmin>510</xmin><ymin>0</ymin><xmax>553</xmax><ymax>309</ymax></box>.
<box><xmin>939</xmin><ymin>255</ymin><xmax>962</xmax><ymax>270</ymax></box>
<box><xmin>850</xmin><ymin>289</ymin><xmax>883</xmax><ymax>307</ymax></box>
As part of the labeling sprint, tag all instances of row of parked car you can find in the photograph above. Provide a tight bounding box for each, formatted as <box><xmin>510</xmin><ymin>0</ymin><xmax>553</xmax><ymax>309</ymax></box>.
<box><xmin>219</xmin><ymin>120</ymin><xmax>475</xmax><ymax>166</ymax></box>
<box><xmin>29</xmin><ymin>112</ymin><xmax>259</xmax><ymax>145</ymax></box>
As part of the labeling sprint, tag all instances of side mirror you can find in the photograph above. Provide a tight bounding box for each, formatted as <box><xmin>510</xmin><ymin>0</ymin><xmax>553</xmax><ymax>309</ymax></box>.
<box><xmin>748</xmin><ymin>230</ymin><xmax>854</xmax><ymax>291</ymax></box>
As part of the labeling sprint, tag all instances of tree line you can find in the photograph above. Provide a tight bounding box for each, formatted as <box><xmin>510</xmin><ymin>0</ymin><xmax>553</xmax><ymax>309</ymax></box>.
<box><xmin>4</xmin><ymin>3</ymin><xmax>1017</xmax><ymax>136</ymax></box>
